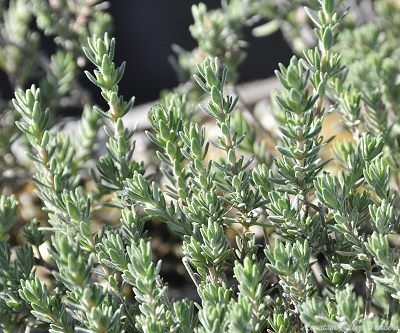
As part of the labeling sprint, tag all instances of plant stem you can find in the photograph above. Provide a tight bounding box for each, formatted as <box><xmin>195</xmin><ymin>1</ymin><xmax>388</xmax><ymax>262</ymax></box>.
<box><xmin>208</xmin><ymin>266</ymin><xmax>218</xmax><ymax>283</ymax></box>
<box><xmin>387</xmin><ymin>292</ymin><xmax>393</xmax><ymax>323</ymax></box>
<box><xmin>364</xmin><ymin>266</ymin><xmax>374</xmax><ymax>318</ymax></box>
<box><xmin>182</xmin><ymin>256</ymin><xmax>199</xmax><ymax>289</ymax></box>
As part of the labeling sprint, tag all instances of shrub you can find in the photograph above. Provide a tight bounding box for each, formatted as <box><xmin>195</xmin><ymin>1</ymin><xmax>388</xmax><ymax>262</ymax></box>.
<box><xmin>1</xmin><ymin>0</ymin><xmax>400</xmax><ymax>332</ymax></box>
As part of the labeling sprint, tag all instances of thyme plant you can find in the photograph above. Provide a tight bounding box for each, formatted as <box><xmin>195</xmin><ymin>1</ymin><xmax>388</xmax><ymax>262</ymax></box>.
<box><xmin>1</xmin><ymin>0</ymin><xmax>400</xmax><ymax>332</ymax></box>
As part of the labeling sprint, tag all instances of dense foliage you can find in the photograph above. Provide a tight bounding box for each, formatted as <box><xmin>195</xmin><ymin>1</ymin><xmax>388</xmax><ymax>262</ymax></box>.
<box><xmin>1</xmin><ymin>0</ymin><xmax>400</xmax><ymax>332</ymax></box>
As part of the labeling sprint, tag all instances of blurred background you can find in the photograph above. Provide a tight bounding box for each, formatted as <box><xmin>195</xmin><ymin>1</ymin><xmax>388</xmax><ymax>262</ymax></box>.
<box><xmin>108</xmin><ymin>1</ymin><xmax>292</xmax><ymax>105</ymax></box>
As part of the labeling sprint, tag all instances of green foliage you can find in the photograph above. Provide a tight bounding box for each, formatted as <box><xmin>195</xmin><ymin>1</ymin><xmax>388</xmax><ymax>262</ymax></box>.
<box><xmin>2</xmin><ymin>0</ymin><xmax>400</xmax><ymax>332</ymax></box>
<box><xmin>0</xmin><ymin>194</ymin><xmax>17</xmax><ymax>241</ymax></box>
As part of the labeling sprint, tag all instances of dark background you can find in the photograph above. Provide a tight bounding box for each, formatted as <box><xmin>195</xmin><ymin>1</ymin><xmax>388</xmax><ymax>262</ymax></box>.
<box><xmin>0</xmin><ymin>1</ymin><xmax>293</xmax><ymax>107</ymax></box>
<box><xmin>108</xmin><ymin>1</ymin><xmax>293</xmax><ymax>105</ymax></box>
